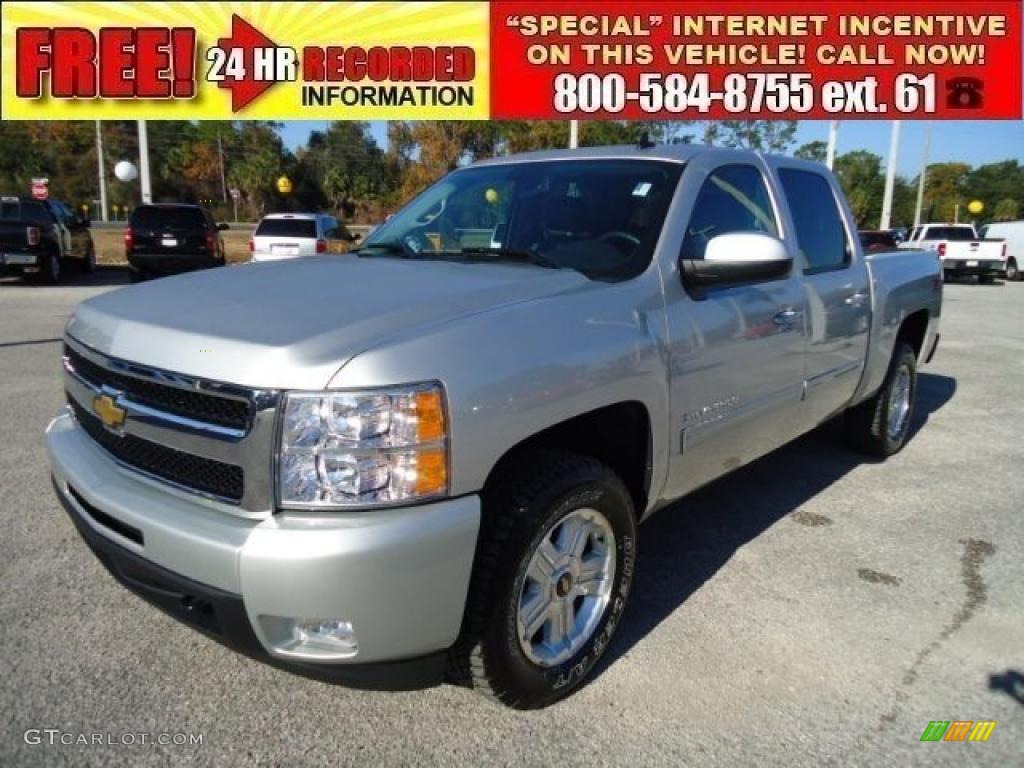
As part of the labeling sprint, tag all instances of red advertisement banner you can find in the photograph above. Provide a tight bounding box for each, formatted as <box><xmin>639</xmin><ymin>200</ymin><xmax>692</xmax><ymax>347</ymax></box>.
<box><xmin>491</xmin><ymin>1</ymin><xmax>1023</xmax><ymax>119</ymax></box>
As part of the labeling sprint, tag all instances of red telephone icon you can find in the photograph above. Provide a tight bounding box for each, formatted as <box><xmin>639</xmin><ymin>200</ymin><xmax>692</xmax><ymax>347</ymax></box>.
<box><xmin>946</xmin><ymin>77</ymin><xmax>984</xmax><ymax>109</ymax></box>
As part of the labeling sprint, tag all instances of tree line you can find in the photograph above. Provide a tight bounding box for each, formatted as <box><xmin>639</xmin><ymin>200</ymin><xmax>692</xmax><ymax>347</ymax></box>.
<box><xmin>0</xmin><ymin>120</ymin><xmax>1020</xmax><ymax>227</ymax></box>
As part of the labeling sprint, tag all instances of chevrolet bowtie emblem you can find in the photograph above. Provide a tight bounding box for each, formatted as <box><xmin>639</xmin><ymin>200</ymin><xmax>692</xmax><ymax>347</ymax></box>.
<box><xmin>93</xmin><ymin>394</ymin><xmax>126</xmax><ymax>430</ymax></box>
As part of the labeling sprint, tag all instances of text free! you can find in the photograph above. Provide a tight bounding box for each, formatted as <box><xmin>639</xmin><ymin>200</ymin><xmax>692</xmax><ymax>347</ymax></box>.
<box><xmin>15</xmin><ymin>28</ymin><xmax>476</xmax><ymax>100</ymax></box>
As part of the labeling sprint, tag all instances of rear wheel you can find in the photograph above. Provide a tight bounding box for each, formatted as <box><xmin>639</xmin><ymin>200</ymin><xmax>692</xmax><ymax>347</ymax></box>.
<box><xmin>39</xmin><ymin>249</ymin><xmax>62</xmax><ymax>285</ymax></box>
<box><xmin>1005</xmin><ymin>258</ymin><xmax>1019</xmax><ymax>281</ymax></box>
<box><xmin>846</xmin><ymin>341</ymin><xmax>917</xmax><ymax>457</ymax></box>
<box><xmin>451</xmin><ymin>451</ymin><xmax>637</xmax><ymax>709</ymax></box>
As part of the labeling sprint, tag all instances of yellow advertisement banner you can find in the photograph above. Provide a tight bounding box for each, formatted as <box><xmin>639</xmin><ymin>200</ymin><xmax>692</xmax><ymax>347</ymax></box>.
<box><xmin>1</xmin><ymin>1</ymin><xmax>489</xmax><ymax>119</ymax></box>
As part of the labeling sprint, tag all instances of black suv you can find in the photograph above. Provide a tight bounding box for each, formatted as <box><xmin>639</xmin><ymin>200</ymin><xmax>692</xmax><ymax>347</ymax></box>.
<box><xmin>0</xmin><ymin>196</ymin><xmax>95</xmax><ymax>283</ymax></box>
<box><xmin>126</xmin><ymin>204</ymin><xmax>229</xmax><ymax>281</ymax></box>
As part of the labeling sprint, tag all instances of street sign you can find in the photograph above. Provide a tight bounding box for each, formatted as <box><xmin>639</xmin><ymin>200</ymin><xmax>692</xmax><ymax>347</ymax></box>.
<box><xmin>31</xmin><ymin>177</ymin><xmax>49</xmax><ymax>200</ymax></box>
<box><xmin>230</xmin><ymin>187</ymin><xmax>240</xmax><ymax>200</ymax></box>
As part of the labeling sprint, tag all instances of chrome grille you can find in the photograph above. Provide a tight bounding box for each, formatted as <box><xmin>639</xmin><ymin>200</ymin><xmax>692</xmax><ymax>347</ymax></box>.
<box><xmin>62</xmin><ymin>336</ymin><xmax>280</xmax><ymax>513</ymax></box>
<box><xmin>64</xmin><ymin>344</ymin><xmax>251</xmax><ymax>430</ymax></box>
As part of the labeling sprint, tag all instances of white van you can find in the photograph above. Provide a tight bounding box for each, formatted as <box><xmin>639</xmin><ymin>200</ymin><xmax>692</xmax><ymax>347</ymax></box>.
<box><xmin>978</xmin><ymin>220</ymin><xmax>1024</xmax><ymax>281</ymax></box>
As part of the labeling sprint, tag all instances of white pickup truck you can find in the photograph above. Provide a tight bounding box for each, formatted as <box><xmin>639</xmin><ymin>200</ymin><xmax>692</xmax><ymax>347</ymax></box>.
<box><xmin>900</xmin><ymin>223</ymin><xmax>1006</xmax><ymax>283</ymax></box>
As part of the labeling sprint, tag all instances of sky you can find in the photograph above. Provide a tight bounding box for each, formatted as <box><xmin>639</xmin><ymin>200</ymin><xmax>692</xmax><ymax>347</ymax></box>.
<box><xmin>278</xmin><ymin>120</ymin><xmax>1024</xmax><ymax>177</ymax></box>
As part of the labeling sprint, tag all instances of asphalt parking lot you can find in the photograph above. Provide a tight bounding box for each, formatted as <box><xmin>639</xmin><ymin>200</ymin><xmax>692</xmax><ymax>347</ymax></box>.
<box><xmin>1</xmin><ymin>267</ymin><xmax>1021</xmax><ymax>767</ymax></box>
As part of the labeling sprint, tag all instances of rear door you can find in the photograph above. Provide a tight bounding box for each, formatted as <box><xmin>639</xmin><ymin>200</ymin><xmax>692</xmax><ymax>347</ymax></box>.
<box><xmin>773</xmin><ymin>164</ymin><xmax>871</xmax><ymax>424</ymax></box>
<box><xmin>132</xmin><ymin>206</ymin><xmax>208</xmax><ymax>254</ymax></box>
<box><xmin>662</xmin><ymin>156</ymin><xmax>808</xmax><ymax>499</ymax></box>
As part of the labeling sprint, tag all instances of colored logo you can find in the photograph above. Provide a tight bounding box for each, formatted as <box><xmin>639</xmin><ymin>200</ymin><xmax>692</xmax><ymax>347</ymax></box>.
<box><xmin>920</xmin><ymin>720</ymin><xmax>997</xmax><ymax>742</ymax></box>
<box><xmin>93</xmin><ymin>394</ymin><xmax>126</xmax><ymax>431</ymax></box>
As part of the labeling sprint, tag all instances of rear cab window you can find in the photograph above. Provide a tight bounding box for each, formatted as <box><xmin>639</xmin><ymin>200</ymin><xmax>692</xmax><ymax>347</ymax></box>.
<box><xmin>923</xmin><ymin>226</ymin><xmax>976</xmax><ymax>241</ymax></box>
<box><xmin>778</xmin><ymin>169</ymin><xmax>850</xmax><ymax>273</ymax></box>
<box><xmin>255</xmin><ymin>218</ymin><xmax>318</xmax><ymax>239</ymax></box>
<box><xmin>1</xmin><ymin>200</ymin><xmax>53</xmax><ymax>227</ymax></box>
<box><xmin>131</xmin><ymin>206</ymin><xmax>207</xmax><ymax>231</ymax></box>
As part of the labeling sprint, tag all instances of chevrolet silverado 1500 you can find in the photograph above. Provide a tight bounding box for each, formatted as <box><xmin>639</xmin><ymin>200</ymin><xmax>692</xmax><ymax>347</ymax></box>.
<box><xmin>47</xmin><ymin>145</ymin><xmax>942</xmax><ymax>708</ymax></box>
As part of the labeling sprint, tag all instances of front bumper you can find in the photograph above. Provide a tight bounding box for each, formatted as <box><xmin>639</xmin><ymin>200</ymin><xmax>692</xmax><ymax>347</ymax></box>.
<box><xmin>47</xmin><ymin>408</ymin><xmax>480</xmax><ymax>680</ymax></box>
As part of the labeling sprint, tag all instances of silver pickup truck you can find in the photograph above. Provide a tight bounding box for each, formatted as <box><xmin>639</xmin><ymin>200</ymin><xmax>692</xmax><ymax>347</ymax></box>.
<box><xmin>47</xmin><ymin>145</ymin><xmax>942</xmax><ymax>709</ymax></box>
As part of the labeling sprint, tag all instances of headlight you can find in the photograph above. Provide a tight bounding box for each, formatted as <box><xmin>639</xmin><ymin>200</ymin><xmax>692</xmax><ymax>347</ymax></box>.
<box><xmin>278</xmin><ymin>383</ymin><xmax>448</xmax><ymax>509</ymax></box>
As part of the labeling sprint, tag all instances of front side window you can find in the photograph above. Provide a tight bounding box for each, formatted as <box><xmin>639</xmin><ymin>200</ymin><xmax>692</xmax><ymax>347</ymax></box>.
<box><xmin>680</xmin><ymin>165</ymin><xmax>778</xmax><ymax>260</ymax></box>
<box><xmin>363</xmin><ymin>160</ymin><xmax>684</xmax><ymax>282</ymax></box>
<box><xmin>779</xmin><ymin>169</ymin><xmax>849</xmax><ymax>273</ymax></box>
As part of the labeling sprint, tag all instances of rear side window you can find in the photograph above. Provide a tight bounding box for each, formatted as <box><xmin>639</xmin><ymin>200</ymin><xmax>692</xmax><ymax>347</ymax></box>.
<box><xmin>131</xmin><ymin>206</ymin><xmax>206</xmax><ymax>230</ymax></box>
<box><xmin>681</xmin><ymin>165</ymin><xmax>778</xmax><ymax>260</ymax></box>
<box><xmin>778</xmin><ymin>169</ymin><xmax>849</xmax><ymax>273</ymax></box>
<box><xmin>255</xmin><ymin>218</ymin><xmax>318</xmax><ymax>238</ymax></box>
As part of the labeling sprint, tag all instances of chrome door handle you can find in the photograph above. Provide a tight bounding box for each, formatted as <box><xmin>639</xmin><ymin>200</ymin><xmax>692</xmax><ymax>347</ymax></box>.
<box><xmin>844</xmin><ymin>291</ymin><xmax>869</xmax><ymax>306</ymax></box>
<box><xmin>773</xmin><ymin>308</ymin><xmax>802</xmax><ymax>326</ymax></box>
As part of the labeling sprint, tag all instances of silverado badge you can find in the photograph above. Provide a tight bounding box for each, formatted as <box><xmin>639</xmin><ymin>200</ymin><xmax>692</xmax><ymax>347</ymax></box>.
<box><xmin>93</xmin><ymin>394</ymin><xmax>126</xmax><ymax>430</ymax></box>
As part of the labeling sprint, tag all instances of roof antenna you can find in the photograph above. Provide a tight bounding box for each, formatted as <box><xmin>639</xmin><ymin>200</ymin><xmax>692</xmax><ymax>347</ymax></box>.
<box><xmin>637</xmin><ymin>130</ymin><xmax>656</xmax><ymax>149</ymax></box>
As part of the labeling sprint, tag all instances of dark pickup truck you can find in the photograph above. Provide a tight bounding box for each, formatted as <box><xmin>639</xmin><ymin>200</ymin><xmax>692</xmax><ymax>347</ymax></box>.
<box><xmin>0</xmin><ymin>197</ymin><xmax>95</xmax><ymax>283</ymax></box>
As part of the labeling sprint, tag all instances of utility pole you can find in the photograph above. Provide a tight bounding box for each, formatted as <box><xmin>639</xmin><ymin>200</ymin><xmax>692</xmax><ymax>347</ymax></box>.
<box><xmin>94</xmin><ymin>121</ymin><xmax>108</xmax><ymax>222</ymax></box>
<box><xmin>137</xmin><ymin>119</ymin><xmax>152</xmax><ymax>204</ymax></box>
<box><xmin>879</xmin><ymin>120</ymin><xmax>901</xmax><ymax>231</ymax></box>
<box><xmin>913</xmin><ymin>122</ymin><xmax>932</xmax><ymax>228</ymax></box>
<box><xmin>217</xmin><ymin>131</ymin><xmax>228</xmax><ymax>203</ymax></box>
<box><xmin>825</xmin><ymin>121</ymin><xmax>839</xmax><ymax>170</ymax></box>
<box><xmin>569</xmin><ymin>120</ymin><xmax>579</xmax><ymax>149</ymax></box>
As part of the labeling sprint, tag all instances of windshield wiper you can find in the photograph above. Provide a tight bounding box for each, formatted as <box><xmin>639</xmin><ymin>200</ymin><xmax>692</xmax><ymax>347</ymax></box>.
<box><xmin>352</xmin><ymin>240</ymin><xmax>417</xmax><ymax>258</ymax></box>
<box><xmin>456</xmin><ymin>247</ymin><xmax>561</xmax><ymax>270</ymax></box>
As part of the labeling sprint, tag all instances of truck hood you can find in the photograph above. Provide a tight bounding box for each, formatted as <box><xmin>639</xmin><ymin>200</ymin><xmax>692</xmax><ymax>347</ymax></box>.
<box><xmin>67</xmin><ymin>257</ymin><xmax>590</xmax><ymax>390</ymax></box>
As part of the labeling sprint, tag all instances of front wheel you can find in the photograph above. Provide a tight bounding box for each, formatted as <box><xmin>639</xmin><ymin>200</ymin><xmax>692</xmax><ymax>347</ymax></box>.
<box><xmin>80</xmin><ymin>242</ymin><xmax>96</xmax><ymax>273</ymax></box>
<box><xmin>451</xmin><ymin>451</ymin><xmax>637</xmax><ymax>709</ymax></box>
<box><xmin>846</xmin><ymin>341</ymin><xmax>917</xmax><ymax>457</ymax></box>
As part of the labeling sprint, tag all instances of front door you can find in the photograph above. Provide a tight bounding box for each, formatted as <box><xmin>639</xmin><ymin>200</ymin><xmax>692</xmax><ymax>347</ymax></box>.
<box><xmin>661</xmin><ymin>157</ymin><xmax>808</xmax><ymax>500</ymax></box>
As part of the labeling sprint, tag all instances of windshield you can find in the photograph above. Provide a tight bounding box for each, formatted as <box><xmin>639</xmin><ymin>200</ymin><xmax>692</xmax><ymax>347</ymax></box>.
<box><xmin>363</xmin><ymin>159</ymin><xmax>683</xmax><ymax>281</ymax></box>
<box><xmin>256</xmin><ymin>218</ymin><xmax>318</xmax><ymax>238</ymax></box>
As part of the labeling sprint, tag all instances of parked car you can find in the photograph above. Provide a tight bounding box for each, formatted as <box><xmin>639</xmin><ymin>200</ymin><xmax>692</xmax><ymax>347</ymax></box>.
<box><xmin>125</xmin><ymin>204</ymin><xmax>228</xmax><ymax>281</ymax></box>
<box><xmin>0</xmin><ymin>196</ymin><xmax>95</xmax><ymax>283</ymax></box>
<box><xmin>858</xmin><ymin>230</ymin><xmax>898</xmax><ymax>253</ymax></box>
<box><xmin>900</xmin><ymin>223</ymin><xmax>1006</xmax><ymax>282</ymax></box>
<box><xmin>249</xmin><ymin>212</ymin><xmax>358</xmax><ymax>261</ymax></box>
<box><xmin>978</xmin><ymin>220</ymin><xmax>1024</xmax><ymax>280</ymax></box>
<box><xmin>48</xmin><ymin>145</ymin><xmax>942</xmax><ymax>709</ymax></box>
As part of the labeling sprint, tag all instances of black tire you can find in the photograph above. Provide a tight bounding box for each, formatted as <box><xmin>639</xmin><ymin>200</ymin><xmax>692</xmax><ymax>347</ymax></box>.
<box><xmin>978</xmin><ymin>274</ymin><xmax>996</xmax><ymax>285</ymax></box>
<box><xmin>80</xmin><ymin>242</ymin><xmax>96</xmax><ymax>273</ymax></box>
<box><xmin>942</xmin><ymin>270</ymin><xmax>952</xmax><ymax>283</ymax></box>
<box><xmin>39</xmin><ymin>249</ymin><xmax>62</xmax><ymax>285</ymax></box>
<box><xmin>1006</xmin><ymin>258</ymin><xmax>1020</xmax><ymax>281</ymax></box>
<box><xmin>450</xmin><ymin>450</ymin><xmax>637</xmax><ymax>709</ymax></box>
<box><xmin>846</xmin><ymin>341</ymin><xmax>917</xmax><ymax>458</ymax></box>
<box><xmin>129</xmin><ymin>269</ymin><xmax>147</xmax><ymax>283</ymax></box>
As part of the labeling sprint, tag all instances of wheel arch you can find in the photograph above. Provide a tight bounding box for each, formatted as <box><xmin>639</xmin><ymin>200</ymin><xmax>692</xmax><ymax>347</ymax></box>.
<box><xmin>482</xmin><ymin>401</ymin><xmax>653</xmax><ymax>519</ymax></box>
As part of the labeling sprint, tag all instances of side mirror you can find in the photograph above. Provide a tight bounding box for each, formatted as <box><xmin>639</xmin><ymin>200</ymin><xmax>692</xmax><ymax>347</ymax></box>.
<box><xmin>216</xmin><ymin>222</ymin><xmax>230</xmax><ymax>231</ymax></box>
<box><xmin>681</xmin><ymin>232</ymin><xmax>792</xmax><ymax>288</ymax></box>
